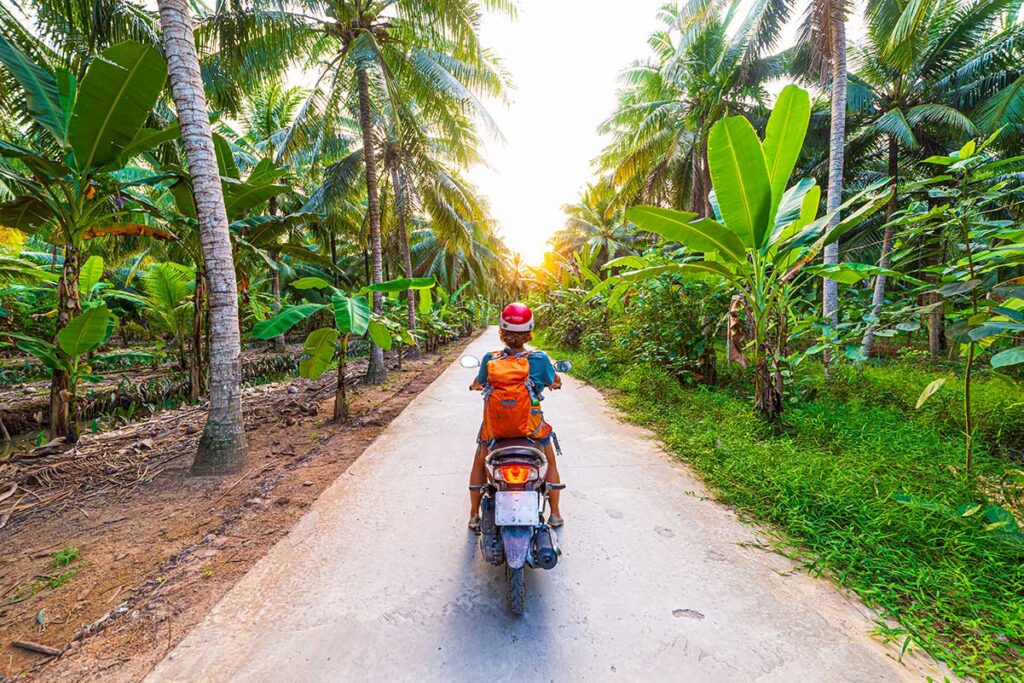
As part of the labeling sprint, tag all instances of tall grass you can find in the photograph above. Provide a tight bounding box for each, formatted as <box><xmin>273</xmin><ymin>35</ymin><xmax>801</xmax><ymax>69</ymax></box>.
<box><xmin>544</xmin><ymin>339</ymin><xmax>1024</xmax><ymax>679</ymax></box>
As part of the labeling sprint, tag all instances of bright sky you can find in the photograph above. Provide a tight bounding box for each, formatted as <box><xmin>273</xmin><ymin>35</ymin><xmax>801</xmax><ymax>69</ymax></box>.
<box><xmin>467</xmin><ymin>0</ymin><xmax>668</xmax><ymax>264</ymax></box>
<box><xmin>469</xmin><ymin>1</ymin><xmax>865</xmax><ymax>265</ymax></box>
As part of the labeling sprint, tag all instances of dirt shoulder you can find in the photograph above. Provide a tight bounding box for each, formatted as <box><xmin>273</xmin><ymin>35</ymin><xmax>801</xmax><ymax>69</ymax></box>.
<box><xmin>0</xmin><ymin>337</ymin><xmax>473</xmax><ymax>681</ymax></box>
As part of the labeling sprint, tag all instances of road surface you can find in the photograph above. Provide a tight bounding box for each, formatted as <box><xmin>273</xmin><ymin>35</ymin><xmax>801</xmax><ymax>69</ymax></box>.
<box><xmin>149</xmin><ymin>328</ymin><xmax>944</xmax><ymax>682</ymax></box>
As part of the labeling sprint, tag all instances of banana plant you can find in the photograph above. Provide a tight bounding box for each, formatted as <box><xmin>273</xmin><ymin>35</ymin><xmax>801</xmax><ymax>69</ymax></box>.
<box><xmin>250</xmin><ymin>276</ymin><xmax>434</xmax><ymax>419</ymax></box>
<box><xmin>3</xmin><ymin>305</ymin><xmax>116</xmax><ymax>441</ymax></box>
<box><xmin>601</xmin><ymin>85</ymin><xmax>892</xmax><ymax>419</ymax></box>
<box><xmin>0</xmin><ymin>37</ymin><xmax>174</xmax><ymax>437</ymax></box>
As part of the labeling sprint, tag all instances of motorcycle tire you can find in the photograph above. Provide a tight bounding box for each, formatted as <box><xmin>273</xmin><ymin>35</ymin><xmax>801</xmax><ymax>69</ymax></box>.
<box><xmin>506</xmin><ymin>564</ymin><xmax>526</xmax><ymax>616</ymax></box>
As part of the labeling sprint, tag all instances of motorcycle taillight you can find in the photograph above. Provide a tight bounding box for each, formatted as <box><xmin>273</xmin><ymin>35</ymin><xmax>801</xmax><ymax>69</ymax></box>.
<box><xmin>499</xmin><ymin>464</ymin><xmax>533</xmax><ymax>484</ymax></box>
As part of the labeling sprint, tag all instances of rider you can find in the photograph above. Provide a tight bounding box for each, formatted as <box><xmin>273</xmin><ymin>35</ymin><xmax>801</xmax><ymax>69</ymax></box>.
<box><xmin>469</xmin><ymin>303</ymin><xmax>564</xmax><ymax>532</ymax></box>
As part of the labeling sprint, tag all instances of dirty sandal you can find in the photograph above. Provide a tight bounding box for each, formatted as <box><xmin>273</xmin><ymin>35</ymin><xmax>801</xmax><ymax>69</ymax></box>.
<box><xmin>468</xmin><ymin>515</ymin><xmax>481</xmax><ymax>533</ymax></box>
<box><xmin>548</xmin><ymin>514</ymin><xmax>564</xmax><ymax>528</ymax></box>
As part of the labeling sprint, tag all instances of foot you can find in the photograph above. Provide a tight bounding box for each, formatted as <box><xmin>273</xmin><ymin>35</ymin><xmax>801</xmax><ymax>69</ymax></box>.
<box><xmin>548</xmin><ymin>514</ymin><xmax>564</xmax><ymax>528</ymax></box>
<box><xmin>468</xmin><ymin>515</ymin><xmax>481</xmax><ymax>534</ymax></box>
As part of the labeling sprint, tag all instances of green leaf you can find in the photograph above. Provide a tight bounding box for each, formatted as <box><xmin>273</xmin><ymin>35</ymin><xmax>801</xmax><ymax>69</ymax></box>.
<box><xmin>0</xmin><ymin>33</ymin><xmax>66</xmax><ymax>143</ymax></box>
<box><xmin>79</xmin><ymin>255</ymin><xmax>104</xmax><ymax>295</ymax></box>
<box><xmin>290</xmin><ymin>276</ymin><xmax>333</xmax><ymax>291</ymax></box>
<box><xmin>915</xmin><ymin>377</ymin><xmax>946</xmax><ymax>409</ymax></box>
<box><xmin>57</xmin><ymin>305</ymin><xmax>112</xmax><ymax>357</ymax></box>
<box><xmin>117</xmin><ymin>123</ymin><xmax>180</xmax><ymax>164</ymax></box>
<box><xmin>299</xmin><ymin>328</ymin><xmax>339</xmax><ymax>381</ymax></box>
<box><xmin>625</xmin><ymin>206</ymin><xmax>745</xmax><ymax>264</ymax></box>
<box><xmin>969</xmin><ymin>322</ymin><xmax>1024</xmax><ymax>341</ymax></box>
<box><xmin>278</xmin><ymin>244</ymin><xmax>339</xmax><ymax>271</ymax></box>
<box><xmin>805</xmin><ymin>263</ymin><xmax>901</xmax><ymax>285</ymax></box>
<box><xmin>418</xmin><ymin>287</ymin><xmax>432</xmax><ymax>314</ymax></box>
<box><xmin>223</xmin><ymin>182</ymin><xmax>289</xmax><ymax>218</ymax></box>
<box><xmin>991</xmin><ymin>347</ymin><xmax>1024</xmax><ymax>369</ymax></box>
<box><xmin>332</xmin><ymin>294</ymin><xmax>370</xmax><ymax>336</ymax></box>
<box><xmin>169</xmin><ymin>177</ymin><xmax>197</xmax><ymax>219</ymax></box>
<box><xmin>449</xmin><ymin>282</ymin><xmax>471</xmax><ymax>304</ymax></box>
<box><xmin>762</xmin><ymin>85</ymin><xmax>810</xmax><ymax>222</ymax></box>
<box><xmin>213</xmin><ymin>133</ymin><xmax>240</xmax><ymax>179</ymax></box>
<box><xmin>246</xmin><ymin>158</ymin><xmax>288</xmax><ymax>185</ymax></box>
<box><xmin>68</xmin><ymin>41</ymin><xmax>167</xmax><ymax>171</ymax></box>
<box><xmin>895</xmin><ymin>321</ymin><xmax>921</xmax><ymax>332</ymax></box>
<box><xmin>369</xmin><ymin>277</ymin><xmax>436</xmax><ymax>292</ymax></box>
<box><xmin>6</xmin><ymin>332</ymin><xmax>64</xmax><ymax>371</ymax></box>
<box><xmin>367</xmin><ymin>319</ymin><xmax>393</xmax><ymax>351</ymax></box>
<box><xmin>844</xmin><ymin>345</ymin><xmax>868</xmax><ymax>362</ymax></box>
<box><xmin>251</xmin><ymin>303</ymin><xmax>326</xmax><ymax>339</ymax></box>
<box><xmin>588</xmin><ymin>261</ymin><xmax>740</xmax><ymax>300</ymax></box>
<box><xmin>707</xmin><ymin>115</ymin><xmax>772</xmax><ymax>249</ymax></box>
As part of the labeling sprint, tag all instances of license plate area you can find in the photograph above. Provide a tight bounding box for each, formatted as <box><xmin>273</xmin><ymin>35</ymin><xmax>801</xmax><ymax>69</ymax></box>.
<box><xmin>494</xmin><ymin>491</ymin><xmax>540</xmax><ymax>526</ymax></box>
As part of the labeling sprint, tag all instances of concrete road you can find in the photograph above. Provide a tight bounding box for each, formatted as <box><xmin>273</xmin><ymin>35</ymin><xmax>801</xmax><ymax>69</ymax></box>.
<box><xmin>149</xmin><ymin>328</ymin><xmax>944</xmax><ymax>682</ymax></box>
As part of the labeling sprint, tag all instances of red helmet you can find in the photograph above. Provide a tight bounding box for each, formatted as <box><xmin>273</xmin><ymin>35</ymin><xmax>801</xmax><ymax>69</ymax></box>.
<box><xmin>500</xmin><ymin>302</ymin><xmax>534</xmax><ymax>332</ymax></box>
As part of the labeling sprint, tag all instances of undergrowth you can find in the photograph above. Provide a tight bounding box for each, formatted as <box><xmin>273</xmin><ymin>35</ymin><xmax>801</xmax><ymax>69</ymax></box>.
<box><xmin>543</xmin><ymin>337</ymin><xmax>1024</xmax><ymax>679</ymax></box>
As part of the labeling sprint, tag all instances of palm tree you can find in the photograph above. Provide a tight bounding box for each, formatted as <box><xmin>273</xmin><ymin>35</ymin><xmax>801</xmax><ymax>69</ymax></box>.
<box><xmin>598</xmin><ymin>0</ymin><xmax>790</xmax><ymax>216</ymax></box>
<box><xmin>797</xmin><ymin>0</ymin><xmax>850</xmax><ymax>363</ymax></box>
<box><xmin>236</xmin><ymin>82</ymin><xmax>306</xmax><ymax>350</ymax></box>
<box><xmin>849</xmin><ymin>0</ymin><xmax>1024</xmax><ymax>356</ymax></box>
<box><xmin>205</xmin><ymin>0</ymin><xmax>510</xmax><ymax>383</ymax></box>
<box><xmin>157</xmin><ymin>0</ymin><xmax>247</xmax><ymax>474</ymax></box>
<box><xmin>552</xmin><ymin>179</ymin><xmax>639</xmax><ymax>268</ymax></box>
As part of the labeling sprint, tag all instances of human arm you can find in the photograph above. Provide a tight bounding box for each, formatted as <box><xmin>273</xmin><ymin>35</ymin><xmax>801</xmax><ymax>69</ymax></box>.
<box><xmin>470</xmin><ymin>353</ymin><xmax>491</xmax><ymax>390</ymax></box>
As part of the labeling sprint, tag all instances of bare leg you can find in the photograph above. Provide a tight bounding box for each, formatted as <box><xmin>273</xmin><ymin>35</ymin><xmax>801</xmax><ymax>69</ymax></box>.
<box><xmin>469</xmin><ymin>444</ymin><xmax>487</xmax><ymax>519</ymax></box>
<box><xmin>544</xmin><ymin>441</ymin><xmax>561</xmax><ymax>517</ymax></box>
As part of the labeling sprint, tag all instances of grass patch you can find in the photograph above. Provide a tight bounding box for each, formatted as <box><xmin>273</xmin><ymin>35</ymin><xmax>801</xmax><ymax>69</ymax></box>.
<box><xmin>544</xmin><ymin>338</ymin><xmax>1024</xmax><ymax>679</ymax></box>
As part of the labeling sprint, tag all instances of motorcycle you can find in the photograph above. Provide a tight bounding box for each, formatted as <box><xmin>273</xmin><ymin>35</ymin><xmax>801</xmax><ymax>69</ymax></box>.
<box><xmin>460</xmin><ymin>354</ymin><xmax>573</xmax><ymax>615</ymax></box>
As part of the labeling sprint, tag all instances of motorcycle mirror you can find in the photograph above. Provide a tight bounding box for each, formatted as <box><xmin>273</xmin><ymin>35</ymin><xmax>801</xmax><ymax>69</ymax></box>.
<box><xmin>460</xmin><ymin>355</ymin><xmax>480</xmax><ymax>369</ymax></box>
<box><xmin>553</xmin><ymin>360</ymin><xmax>573</xmax><ymax>373</ymax></box>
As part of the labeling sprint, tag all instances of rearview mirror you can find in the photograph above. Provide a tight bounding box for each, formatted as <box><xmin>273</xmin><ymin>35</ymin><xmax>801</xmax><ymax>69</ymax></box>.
<box><xmin>553</xmin><ymin>360</ymin><xmax>573</xmax><ymax>373</ymax></box>
<box><xmin>460</xmin><ymin>355</ymin><xmax>480</xmax><ymax>369</ymax></box>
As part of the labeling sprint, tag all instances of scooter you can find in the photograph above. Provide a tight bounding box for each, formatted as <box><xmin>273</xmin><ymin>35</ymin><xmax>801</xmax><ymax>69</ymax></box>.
<box><xmin>460</xmin><ymin>354</ymin><xmax>572</xmax><ymax>615</ymax></box>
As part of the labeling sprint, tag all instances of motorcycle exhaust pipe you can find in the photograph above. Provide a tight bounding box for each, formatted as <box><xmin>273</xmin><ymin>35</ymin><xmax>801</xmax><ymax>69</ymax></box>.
<box><xmin>535</xmin><ymin>528</ymin><xmax>559</xmax><ymax>570</ymax></box>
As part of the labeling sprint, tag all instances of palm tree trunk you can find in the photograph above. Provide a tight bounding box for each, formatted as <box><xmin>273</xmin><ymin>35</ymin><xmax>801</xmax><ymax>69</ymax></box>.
<box><xmin>822</xmin><ymin>5</ymin><xmax>847</xmax><ymax>369</ymax></box>
<box><xmin>330</xmin><ymin>231</ymin><xmax>339</xmax><ymax>287</ymax></box>
<box><xmin>356</xmin><ymin>64</ymin><xmax>386</xmax><ymax>383</ymax></box>
<box><xmin>50</xmin><ymin>243</ymin><xmax>82</xmax><ymax>439</ymax></box>
<box><xmin>267</xmin><ymin>195</ymin><xmax>285</xmax><ymax>352</ymax></box>
<box><xmin>189</xmin><ymin>268</ymin><xmax>205</xmax><ymax>401</ymax></box>
<box><xmin>861</xmin><ymin>136</ymin><xmax>899</xmax><ymax>357</ymax></box>
<box><xmin>691</xmin><ymin>146</ymin><xmax>705</xmax><ymax>216</ymax></box>
<box><xmin>390</xmin><ymin>161</ymin><xmax>417</xmax><ymax>331</ymax></box>
<box><xmin>158</xmin><ymin>0</ymin><xmax>247</xmax><ymax>474</ymax></box>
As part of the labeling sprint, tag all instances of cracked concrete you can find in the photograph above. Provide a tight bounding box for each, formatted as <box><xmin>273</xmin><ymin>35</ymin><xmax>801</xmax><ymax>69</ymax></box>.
<box><xmin>148</xmin><ymin>328</ymin><xmax>946</xmax><ymax>682</ymax></box>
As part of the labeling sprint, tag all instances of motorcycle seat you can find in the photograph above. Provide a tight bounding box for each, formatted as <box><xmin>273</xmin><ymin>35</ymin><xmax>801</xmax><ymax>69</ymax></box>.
<box><xmin>487</xmin><ymin>438</ymin><xmax>545</xmax><ymax>460</ymax></box>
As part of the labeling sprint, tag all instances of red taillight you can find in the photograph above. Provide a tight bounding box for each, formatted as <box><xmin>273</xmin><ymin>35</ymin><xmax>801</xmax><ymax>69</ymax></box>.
<box><xmin>500</xmin><ymin>464</ymin><xmax>531</xmax><ymax>484</ymax></box>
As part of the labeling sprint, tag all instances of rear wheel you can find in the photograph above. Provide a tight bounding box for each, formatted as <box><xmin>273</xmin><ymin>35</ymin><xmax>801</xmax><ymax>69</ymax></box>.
<box><xmin>506</xmin><ymin>564</ymin><xmax>526</xmax><ymax>616</ymax></box>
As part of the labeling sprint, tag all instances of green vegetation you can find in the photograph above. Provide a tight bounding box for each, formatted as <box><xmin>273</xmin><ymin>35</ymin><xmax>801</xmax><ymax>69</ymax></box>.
<box><xmin>543</xmin><ymin>337</ymin><xmax>1023</xmax><ymax>678</ymax></box>
<box><xmin>533</xmin><ymin>2</ymin><xmax>1024</xmax><ymax>667</ymax></box>
<box><xmin>0</xmin><ymin>0</ymin><xmax>514</xmax><ymax>467</ymax></box>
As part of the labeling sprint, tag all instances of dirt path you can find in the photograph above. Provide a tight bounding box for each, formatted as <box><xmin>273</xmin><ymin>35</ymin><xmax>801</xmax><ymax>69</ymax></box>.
<box><xmin>0</xmin><ymin>339</ymin><xmax>471</xmax><ymax>681</ymax></box>
<box><xmin>143</xmin><ymin>328</ymin><xmax>946</xmax><ymax>682</ymax></box>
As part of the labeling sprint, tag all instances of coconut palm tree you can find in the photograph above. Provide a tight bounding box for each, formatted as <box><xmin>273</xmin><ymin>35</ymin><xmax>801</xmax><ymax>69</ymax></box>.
<box><xmin>848</xmin><ymin>0</ymin><xmax>1024</xmax><ymax>356</ymax></box>
<box><xmin>795</xmin><ymin>0</ymin><xmax>850</xmax><ymax>363</ymax></box>
<box><xmin>597</xmin><ymin>0</ymin><xmax>791</xmax><ymax>216</ymax></box>
<box><xmin>157</xmin><ymin>0</ymin><xmax>248</xmax><ymax>474</ymax></box>
<box><xmin>204</xmin><ymin>0</ymin><xmax>510</xmax><ymax>383</ymax></box>
<box><xmin>552</xmin><ymin>179</ymin><xmax>639</xmax><ymax>268</ymax></box>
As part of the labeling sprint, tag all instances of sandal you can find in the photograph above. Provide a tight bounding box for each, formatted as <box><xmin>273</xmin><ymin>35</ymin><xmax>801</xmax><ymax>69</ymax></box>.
<box><xmin>468</xmin><ymin>515</ymin><xmax>481</xmax><ymax>534</ymax></box>
<box><xmin>548</xmin><ymin>514</ymin><xmax>564</xmax><ymax>528</ymax></box>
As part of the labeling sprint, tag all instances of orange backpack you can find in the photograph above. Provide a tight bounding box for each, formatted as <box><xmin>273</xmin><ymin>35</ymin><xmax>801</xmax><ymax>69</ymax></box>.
<box><xmin>479</xmin><ymin>350</ymin><xmax>552</xmax><ymax>441</ymax></box>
